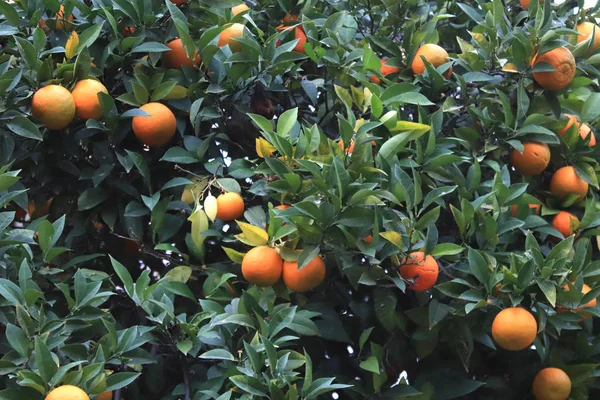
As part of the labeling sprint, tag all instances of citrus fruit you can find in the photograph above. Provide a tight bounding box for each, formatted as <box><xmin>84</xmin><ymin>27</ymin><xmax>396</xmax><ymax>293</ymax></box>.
<box><xmin>283</xmin><ymin>14</ymin><xmax>299</xmax><ymax>23</ymax></box>
<box><xmin>283</xmin><ymin>254</ymin><xmax>326</xmax><ymax>292</ymax></box>
<box><xmin>241</xmin><ymin>246</ymin><xmax>283</xmax><ymax>286</ymax></box>
<box><xmin>39</xmin><ymin>5</ymin><xmax>74</xmax><ymax>32</ymax></box>
<box><xmin>71</xmin><ymin>79</ymin><xmax>109</xmax><ymax>120</ymax></box>
<box><xmin>122</xmin><ymin>26</ymin><xmax>135</xmax><ymax>37</ymax></box>
<box><xmin>232</xmin><ymin>3</ymin><xmax>249</xmax><ymax>16</ymax></box>
<box><xmin>560</xmin><ymin>283</ymin><xmax>596</xmax><ymax>320</ymax></box>
<box><xmin>551</xmin><ymin>211</ymin><xmax>579</xmax><ymax>238</ymax></box>
<box><xmin>29</xmin><ymin>198</ymin><xmax>54</xmax><ymax>220</ymax></box>
<box><xmin>510</xmin><ymin>141</ymin><xmax>550</xmax><ymax>176</ymax></box>
<box><xmin>218</xmin><ymin>23</ymin><xmax>245</xmax><ymax>52</ymax></box>
<box><xmin>557</xmin><ymin>114</ymin><xmax>579</xmax><ymax>136</ymax></box>
<box><xmin>215</xmin><ymin>192</ymin><xmax>245</xmax><ymax>221</ymax></box>
<box><xmin>170</xmin><ymin>0</ymin><xmax>188</xmax><ymax>5</ymax></box>
<box><xmin>338</xmin><ymin>139</ymin><xmax>355</xmax><ymax>154</ymax></box>
<box><xmin>275</xmin><ymin>204</ymin><xmax>290</xmax><ymax>210</ymax></box>
<box><xmin>411</xmin><ymin>44</ymin><xmax>452</xmax><ymax>78</ymax></box>
<box><xmin>276</xmin><ymin>26</ymin><xmax>307</xmax><ymax>54</ymax></box>
<box><xmin>532</xmin><ymin>368</ymin><xmax>571</xmax><ymax>400</ymax></box>
<box><xmin>163</xmin><ymin>38</ymin><xmax>201</xmax><ymax>70</ymax></box>
<box><xmin>45</xmin><ymin>385</ymin><xmax>90</xmax><ymax>400</ymax></box>
<box><xmin>532</xmin><ymin>47</ymin><xmax>576</xmax><ymax>91</ymax></box>
<box><xmin>181</xmin><ymin>178</ymin><xmax>204</xmax><ymax>205</ymax></box>
<box><xmin>511</xmin><ymin>203</ymin><xmax>541</xmax><ymax>217</ymax></box>
<box><xmin>578</xmin><ymin>123</ymin><xmax>596</xmax><ymax>146</ymax></box>
<box><xmin>364</xmin><ymin>234</ymin><xmax>373</xmax><ymax>243</ymax></box>
<box><xmin>576</xmin><ymin>22</ymin><xmax>600</xmax><ymax>55</ymax></box>
<box><xmin>370</xmin><ymin>59</ymin><xmax>401</xmax><ymax>84</ymax></box>
<box><xmin>31</xmin><ymin>85</ymin><xmax>76</xmax><ymax>130</ymax></box>
<box><xmin>131</xmin><ymin>103</ymin><xmax>177</xmax><ymax>147</ymax></box>
<box><xmin>520</xmin><ymin>0</ymin><xmax>543</xmax><ymax>10</ymax></box>
<box><xmin>549</xmin><ymin>166</ymin><xmax>588</xmax><ymax>203</ymax></box>
<box><xmin>491</xmin><ymin>307</ymin><xmax>537</xmax><ymax>351</ymax></box>
<box><xmin>97</xmin><ymin>392</ymin><xmax>113</xmax><ymax>400</ymax></box>
<box><xmin>399</xmin><ymin>252</ymin><xmax>439</xmax><ymax>291</ymax></box>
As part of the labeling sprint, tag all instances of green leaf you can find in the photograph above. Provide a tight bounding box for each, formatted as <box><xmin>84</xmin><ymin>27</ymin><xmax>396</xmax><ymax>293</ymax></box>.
<box><xmin>109</xmin><ymin>256</ymin><xmax>134</xmax><ymax>298</ymax></box>
<box><xmin>6</xmin><ymin>324</ymin><xmax>29</xmax><ymax>358</ymax></box>
<box><xmin>6</xmin><ymin>117</ymin><xmax>42</xmax><ymax>140</ymax></box>
<box><xmin>229</xmin><ymin>376</ymin><xmax>268</xmax><ymax>396</ymax></box>
<box><xmin>77</xmin><ymin>23</ymin><xmax>104</xmax><ymax>54</ymax></box>
<box><xmin>431</xmin><ymin>243</ymin><xmax>464</xmax><ymax>257</ymax></box>
<box><xmin>200</xmin><ymin>349</ymin><xmax>235</xmax><ymax>361</ymax></box>
<box><xmin>359</xmin><ymin>356</ymin><xmax>380</xmax><ymax>374</ymax></box>
<box><xmin>277</xmin><ymin>108</ymin><xmax>298</xmax><ymax>136</ymax></box>
<box><xmin>34</xmin><ymin>337</ymin><xmax>57</xmax><ymax>382</ymax></box>
<box><xmin>131</xmin><ymin>42</ymin><xmax>172</xmax><ymax>53</ymax></box>
<box><xmin>77</xmin><ymin>188</ymin><xmax>109</xmax><ymax>211</ymax></box>
<box><xmin>467</xmin><ymin>248</ymin><xmax>490</xmax><ymax>290</ymax></box>
<box><xmin>105</xmin><ymin>372</ymin><xmax>141</xmax><ymax>391</ymax></box>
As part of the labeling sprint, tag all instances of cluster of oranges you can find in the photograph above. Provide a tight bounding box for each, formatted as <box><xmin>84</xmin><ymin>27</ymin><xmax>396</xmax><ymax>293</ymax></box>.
<box><xmin>241</xmin><ymin>246</ymin><xmax>326</xmax><ymax>293</ymax></box>
<box><xmin>44</xmin><ymin>385</ymin><xmax>112</xmax><ymax>400</ymax></box>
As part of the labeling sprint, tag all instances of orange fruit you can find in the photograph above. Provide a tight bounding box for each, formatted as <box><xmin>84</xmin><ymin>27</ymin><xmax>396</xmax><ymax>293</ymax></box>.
<box><xmin>31</xmin><ymin>85</ymin><xmax>76</xmax><ymax>130</ymax></box>
<box><xmin>28</xmin><ymin>198</ymin><xmax>54</xmax><ymax>220</ymax></box>
<box><xmin>491</xmin><ymin>307</ymin><xmax>537</xmax><ymax>351</ymax></box>
<box><xmin>275</xmin><ymin>204</ymin><xmax>290</xmax><ymax>210</ymax></box>
<box><xmin>370</xmin><ymin>59</ymin><xmax>401</xmax><ymax>84</ymax></box>
<box><xmin>283</xmin><ymin>254</ymin><xmax>326</xmax><ymax>292</ymax></box>
<box><xmin>97</xmin><ymin>392</ymin><xmax>113</xmax><ymax>400</ymax></box>
<box><xmin>532</xmin><ymin>368</ymin><xmax>571</xmax><ymax>400</ymax></box>
<box><xmin>163</xmin><ymin>38</ymin><xmax>201</xmax><ymax>70</ymax></box>
<box><xmin>399</xmin><ymin>252</ymin><xmax>439</xmax><ymax>291</ymax></box>
<box><xmin>549</xmin><ymin>166</ymin><xmax>588</xmax><ymax>203</ymax></box>
<box><xmin>71</xmin><ymin>79</ymin><xmax>109</xmax><ymax>120</ymax></box>
<box><xmin>532</xmin><ymin>47</ymin><xmax>576</xmax><ymax>91</ymax></box>
<box><xmin>576</xmin><ymin>22</ymin><xmax>600</xmax><ymax>55</ymax></box>
<box><xmin>122</xmin><ymin>26</ymin><xmax>135</xmax><ymax>37</ymax></box>
<box><xmin>411</xmin><ymin>44</ymin><xmax>452</xmax><ymax>78</ymax></box>
<box><xmin>39</xmin><ymin>5</ymin><xmax>74</xmax><ymax>32</ymax></box>
<box><xmin>241</xmin><ymin>246</ymin><xmax>283</xmax><ymax>286</ymax></box>
<box><xmin>511</xmin><ymin>203</ymin><xmax>541</xmax><ymax>217</ymax></box>
<box><xmin>170</xmin><ymin>0</ymin><xmax>188</xmax><ymax>5</ymax></box>
<box><xmin>520</xmin><ymin>0</ymin><xmax>543</xmax><ymax>10</ymax></box>
<box><xmin>132</xmin><ymin>103</ymin><xmax>177</xmax><ymax>147</ymax></box>
<box><xmin>552</xmin><ymin>211</ymin><xmax>579</xmax><ymax>238</ymax></box>
<box><xmin>510</xmin><ymin>141</ymin><xmax>550</xmax><ymax>176</ymax></box>
<box><xmin>276</xmin><ymin>26</ymin><xmax>307</xmax><ymax>54</ymax></box>
<box><xmin>218</xmin><ymin>23</ymin><xmax>245</xmax><ymax>53</ymax></box>
<box><xmin>578</xmin><ymin>123</ymin><xmax>596</xmax><ymax>146</ymax></box>
<box><xmin>338</xmin><ymin>139</ymin><xmax>355</xmax><ymax>154</ymax></box>
<box><xmin>216</xmin><ymin>192</ymin><xmax>245</xmax><ymax>221</ymax></box>
<box><xmin>560</xmin><ymin>283</ymin><xmax>596</xmax><ymax>320</ymax></box>
<box><xmin>557</xmin><ymin>114</ymin><xmax>579</xmax><ymax>136</ymax></box>
<box><xmin>283</xmin><ymin>14</ymin><xmax>299</xmax><ymax>23</ymax></box>
<box><xmin>232</xmin><ymin>3</ymin><xmax>249</xmax><ymax>16</ymax></box>
<box><xmin>45</xmin><ymin>385</ymin><xmax>90</xmax><ymax>400</ymax></box>
<box><xmin>364</xmin><ymin>234</ymin><xmax>373</xmax><ymax>243</ymax></box>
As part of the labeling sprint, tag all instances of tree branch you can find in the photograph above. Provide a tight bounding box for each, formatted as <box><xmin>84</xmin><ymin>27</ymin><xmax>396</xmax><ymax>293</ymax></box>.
<box><xmin>182</xmin><ymin>364</ymin><xmax>192</xmax><ymax>400</ymax></box>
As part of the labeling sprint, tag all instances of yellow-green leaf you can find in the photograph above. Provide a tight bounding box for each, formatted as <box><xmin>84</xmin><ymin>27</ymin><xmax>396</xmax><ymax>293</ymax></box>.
<box><xmin>188</xmin><ymin>206</ymin><xmax>209</xmax><ymax>251</ymax></box>
<box><xmin>235</xmin><ymin>221</ymin><xmax>269</xmax><ymax>246</ymax></box>
<box><xmin>204</xmin><ymin>194</ymin><xmax>218</xmax><ymax>222</ymax></box>
<box><xmin>165</xmin><ymin>266</ymin><xmax>192</xmax><ymax>283</ymax></box>
<box><xmin>380</xmin><ymin>231</ymin><xmax>403</xmax><ymax>249</ymax></box>
<box><xmin>65</xmin><ymin>31</ymin><xmax>79</xmax><ymax>59</ymax></box>
<box><xmin>389</xmin><ymin>121</ymin><xmax>431</xmax><ymax>136</ymax></box>
<box><xmin>222</xmin><ymin>247</ymin><xmax>245</xmax><ymax>264</ymax></box>
<box><xmin>163</xmin><ymin>85</ymin><xmax>188</xmax><ymax>100</ymax></box>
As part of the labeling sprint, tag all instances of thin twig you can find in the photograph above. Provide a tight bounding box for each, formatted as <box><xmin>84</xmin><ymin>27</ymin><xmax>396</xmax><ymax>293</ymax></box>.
<box><xmin>114</xmin><ymin>389</ymin><xmax>121</xmax><ymax>400</ymax></box>
<box><xmin>182</xmin><ymin>364</ymin><xmax>192</xmax><ymax>400</ymax></box>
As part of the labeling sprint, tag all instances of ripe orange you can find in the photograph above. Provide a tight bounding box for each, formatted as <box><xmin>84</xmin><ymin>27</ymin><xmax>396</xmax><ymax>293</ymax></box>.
<box><xmin>39</xmin><ymin>5</ymin><xmax>74</xmax><ymax>32</ymax></box>
<box><xmin>241</xmin><ymin>246</ymin><xmax>283</xmax><ymax>286</ymax></box>
<box><xmin>364</xmin><ymin>234</ymin><xmax>373</xmax><ymax>243</ymax></box>
<box><xmin>576</xmin><ymin>22</ymin><xmax>600</xmax><ymax>55</ymax></box>
<box><xmin>275</xmin><ymin>204</ymin><xmax>290</xmax><ymax>210</ymax></box>
<box><xmin>370</xmin><ymin>59</ymin><xmax>401</xmax><ymax>84</ymax></box>
<box><xmin>45</xmin><ymin>385</ymin><xmax>90</xmax><ymax>400</ymax></box>
<box><xmin>532</xmin><ymin>368</ymin><xmax>571</xmax><ymax>400</ymax></box>
<box><xmin>283</xmin><ymin>14</ymin><xmax>299</xmax><ymax>23</ymax></box>
<box><xmin>557</xmin><ymin>114</ymin><xmax>579</xmax><ymax>136</ymax></box>
<box><xmin>560</xmin><ymin>283</ymin><xmax>596</xmax><ymax>320</ymax></box>
<box><xmin>411</xmin><ymin>44</ymin><xmax>452</xmax><ymax>78</ymax></box>
<box><xmin>399</xmin><ymin>252</ymin><xmax>439</xmax><ymax>291</ymax></box>
<box><xmin>549</xmin><ymin>166</ymin><xmax>588</xmax><ymax>203</ymax></box>
<box><xmin>170</xmin><ymin>0</ymin><xmax>188</xmax><ymax>5</ymax></box>
<box><xmin>491</xmin><ymin>307</ymin><xmax>537</xmax><ymax>351</ymax></box>
<box><xmin>276</xmin><ymin>26</ymin><xmax>307</xmax><ymax>54</ymax></box>
<box><xmin>163</xmin><ymin>38</ymin><xmax>201</xmax><ymax>70</ymax></box>
<box><xmin>232</xmin><ymin>3</ymin><xmax>249</xmax><ymax>16</ymax></box>
<box><xmin>218</xmin><ymin>23</ymin><xmax>245</xmax><ymax>53</ymax></box>
<box><xmin>216</xmin><ymin>192</ymin><xmax>245</xmax><ymax>221</ymax></box>
<box><xmin>552</xmin><ymin>211</ymin><xmax>579</xmax><ymax>238</ymax></box>
<box><xmin>97</xmin><ymin>392</ymin><xmax>113</xmax><ymax>400</ymax></box>
<box><xmin>71</xmin><ymin>79</ymin><xmax>109</xmax><ymax>120</ymax></box>
<box><xmin>532</xmin><ymin>47</ymin><xmax>576</xmax><ymax>91</ymax></box>
<box><xmin>122</xmin><ymin>26</ymin><xmax>135</xmax><ymax>37</ymax></box>
<box><xmin>132</xmin><ymin>103</ymin><xmax>177</xmax><ymax>147</ymax></box>
<box><xmin>510</xmin><ymin>142</ymin><xmax>550</xmax><ymax>176</ymax></box>
<box><xmin>338</xmin><ymin>139</ymin><xmax>355</xmax><ymax>154</ymax></box>
<box><xmin>31</xmin><ymin>85</ymin><xmax>76</xmax><ymax>130</ymax></box>
<box><xmin>283</xmin><ymin>254</ymin><xmax>326</xmax><ymax>292</ymax></box>
<box><xmin>511</xmin><ymin>203</ymin><xmax>541</xmax><ymax>217</ymax></box>
<box><xmin>578</xmin><ymin>123</ymin><xmax>596</xmax><ymax>146</ymax></box>
<box><xmin>520</xmin><ymin>0</ymin><xmax>543</xmax><ymax>10</ymax></box>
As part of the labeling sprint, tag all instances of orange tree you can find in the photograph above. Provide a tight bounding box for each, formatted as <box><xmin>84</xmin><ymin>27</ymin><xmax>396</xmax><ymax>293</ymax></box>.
<box><xmin>2</xmin><ymin>0</ymin><xmax>600</xmax><ymax>399</ymax></box>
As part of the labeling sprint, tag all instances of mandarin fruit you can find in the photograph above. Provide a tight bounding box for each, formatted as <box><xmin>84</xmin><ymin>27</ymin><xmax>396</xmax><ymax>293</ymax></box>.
<box><xmin>552</xmin><ymin>211</ymin><xmax>579</xmax><ymax>238</ymax></box>
<box><xmin>39</xmin><ymin>5</ymin><xmax>74</xmax><ymax>32</ymax></box>
<box><xmin>492</xmin><ymin>307</ymin><xmax>537</xmax><ymax>351</ymax></box>
<box><xmin>216</xmin><ymin>192</ymin><xmax>245</xmax><ymax>221</ymax></box>
<box><xmin>241</xmin><ymin>246</ymin><xmax>283</xmax><ymax>286</ymax></box>
<box><xmin>411</xmin><ymin>44</ymin><xmax>452</xmax><ymax>78</ymax></box>
<box><xmin>560</xmin><ymin>283</ymin><xmax>596</xmax><ymax>320</ymax></box>
<box><xmin>71</xmin><ymin>79</ymin><xmax>109</xmax><ymax>120</ymax></box>
<box><xmin>549</xmin><ymin>166</ymin><xmax>588</xmax><ymax>203</ymax></box>
<box><xmin>532</xmin><ymin>47</ymin><xmax>576</xmax><ymax>91</ymax></box>
<box><xmin>532</xmin><ymin>368</ymin><xmax>571</xmax><ymax>400</ymax></box>
<box><xmin>510</xmin><ymin>141</ymin><xmax>550</xmax><ymax>175</ymax></box>
<box><xmin>218</xmin><ymin>23</ymin><xmax>245</xmax><ymax>52</ymax></box>
<box><xmin>45</xmin><ymin>385</ymin><xmax>90</xmax><ymax>400</ymax></box>
<box><xmin>163</xmin><ymin>38</ymin><xmax>201</xmax><ymax>70</ymax></box>
<box><xmin>283</xmin><ymin>254</ymin><xmax>326</xmax><ymax>292</ymax></box>
<box><xmin>399</xmin><ymin>252</ymin><xmax>439</xmax><ymax>291</ymax></box>
<box><xmin>276</xmin><ymin>26</ymin><xmax>307</xmax><ymax>53</ymax></box>
<box><xmin>232</xmin><ymin>3</ymin><xmax>249</xmax><ymax>16</ymax></box>
<box><xmin>370</xmin><ymin>59</ymin><xmax>401</xmax><ymax>84</ymax></box>
<box><xmin>31</xmin><ymin>85</ymin><xmax>76</xmax><ymax>130</ymax></box>
<box><xmin>578</xmin><ymin>123</ymin><xmax>596</xmax><ymax>146</ymax></box>
<box><xmin>132</xmin><ymin>103</ymin><xmax>177</xmax><ymax>147</ymax></box>
<box><xmin>557</xmin><ymin>114</ymin><xmax>579</xmax><ymax>136</ymax></box>
<box><xmin>511</xmin><ymin>203</ymin><xmax>541</xmax><ymax>217</ymax></box>
<box><xmin>520</xmin><ymin>0</ymin><xmax>543</xmax><ymax>10</ymax></box>
<box><xmin>576</xmin><ymin>22</ymin><xmax>600</xmax><ymax>55</ymax></box>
